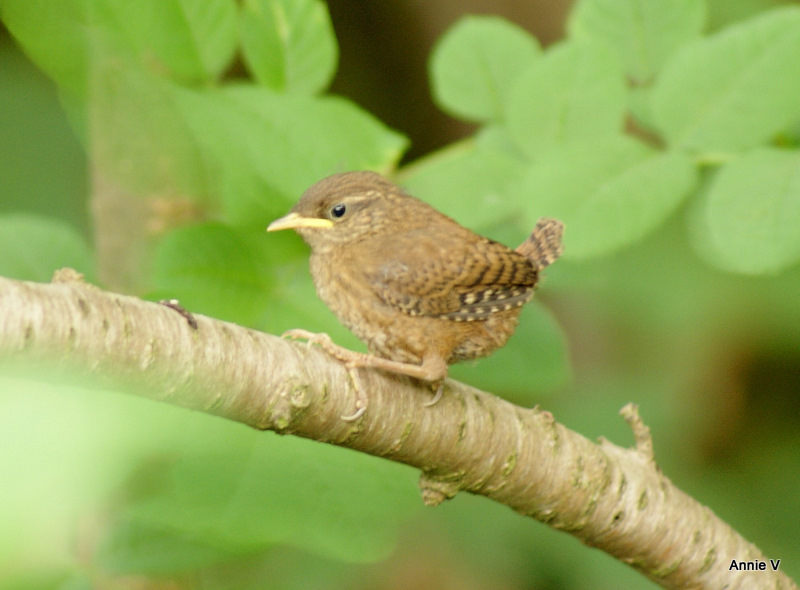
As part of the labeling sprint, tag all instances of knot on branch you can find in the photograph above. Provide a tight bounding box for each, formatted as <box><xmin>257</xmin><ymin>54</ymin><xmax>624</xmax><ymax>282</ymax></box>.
<box><xmin>269</xmin><ymin>378</ymin><xmax>312</xmax><ymax>431</ymax></box>
<box><xmin>620</xmin><ymin>403</ymin><xmax>655</xmax><ymax>463</ymax></box>
<box><xmin>418</xmin><ymin>471</ymin><xmax>465</xmax><ymax>506</ymax></box>
<box><xmin>52</xmin><ymin>267</ymin><xmax>86</xmax><ymax>284</ymax></box>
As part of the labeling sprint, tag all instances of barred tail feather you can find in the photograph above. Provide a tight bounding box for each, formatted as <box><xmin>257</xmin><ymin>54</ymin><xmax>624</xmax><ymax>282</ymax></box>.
<box><xmin>515</xmin><ymin>218</ymin><xmax>564</xmax><ymax>270</ymax></box>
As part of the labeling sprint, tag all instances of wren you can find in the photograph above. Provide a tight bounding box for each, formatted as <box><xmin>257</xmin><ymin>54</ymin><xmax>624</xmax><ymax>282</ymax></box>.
<box><xmin>268</xmin><ymin>171</ymin><xmax>564</xmax><ymax>419</ymax></box>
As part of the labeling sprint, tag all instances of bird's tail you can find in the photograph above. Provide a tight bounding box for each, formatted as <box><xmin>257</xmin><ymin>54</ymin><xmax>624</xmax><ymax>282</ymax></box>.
<box><xmin>515</xmin><ymin>218</ymin><xmax>564</xmax><ymax>270</ymax></box>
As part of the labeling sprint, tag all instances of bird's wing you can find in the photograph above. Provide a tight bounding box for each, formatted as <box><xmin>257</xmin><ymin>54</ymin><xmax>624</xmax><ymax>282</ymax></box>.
<box><xmin>365</xmin><ymin>228</ymin><xmax>539</xmax><ymax>321</ymax></box>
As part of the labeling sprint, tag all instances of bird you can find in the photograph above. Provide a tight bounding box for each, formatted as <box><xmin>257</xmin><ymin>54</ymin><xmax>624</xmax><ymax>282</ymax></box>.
<box><xmin>267</xmin><ymin>171</ymin><xmax>564</xmax><ymax>419</ymax></box>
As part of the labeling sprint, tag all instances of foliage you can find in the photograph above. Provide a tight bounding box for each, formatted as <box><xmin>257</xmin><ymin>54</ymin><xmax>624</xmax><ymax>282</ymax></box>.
<box><xmin>1</xmin><ymin>0</ymin><xmax>799</xmax><ymax>587</ymax></box>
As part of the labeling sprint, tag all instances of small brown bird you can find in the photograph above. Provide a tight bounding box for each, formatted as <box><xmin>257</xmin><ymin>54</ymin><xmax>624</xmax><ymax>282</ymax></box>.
<box><xmin>268</xmin><ymin>171</ymin><xmax>564</xmax><ymax>419</ymax></box>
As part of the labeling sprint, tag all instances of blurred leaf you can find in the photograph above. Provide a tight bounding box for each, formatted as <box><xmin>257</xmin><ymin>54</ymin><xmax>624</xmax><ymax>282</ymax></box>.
<box><xmin>240</xmin><ymin>0</ymin><xmax>337</xmax><ymax>93</ymax></box>
<box><xmin>449</xmin><ymin>302</ymin><xmax>570</xmax><ymax>401</ymax></box>
<box><xmin>399</xmin><ymin>128</ymin><xmax>528</xmax><ymax>231</ymax></box>
<box><xmin>568</xmin><ymin>0</ymin><xmax>706</xmax><ymax>83</ymax></box>
<box><xmin>5</xmin><ymin>4</ymin><xmax>220</xmax><ymax>200</ymax></box>
<box><xmin>0</xmin><ymin>214</ymin><xmax>94</xmax><ymax>282</ymax></box>
<box><xmin>151</xmin><ymin>222</ymin><xmax>271</xmax><ymax>325</ymax></box>
<box><xmin>1</xmin><ymin>571</ymin><xmax>88</xmax><ymax>590</ymax></box>
<box><xmin>0</xmin><ymin>379</ymin><xmax>133</xmax><ymax>579</ymax></box>
<box><xmin>0</xmin><ymin>38</ymin><xmax>89</xmax><ymax>232</ymax></box>
<box><xmin>518</xmin><ymin>137</ymin><xmax>698</xmax><ymax>259</ymax></box>
<box><xmin>55</xmin><ymin>573</ymin><xmax>94</xmax><ymax>590</ymax></box>
<box><xmin>506</xmin><ymin>39</ymin><xmax>626</xmax><ymax>160</ymax></box>
<box><xmin>91</xmin><ymin>66</ymin><xmax>209</xmax><ymax>199</ymax></box>
<box><xmin>99</xmin><ymin>521</ymin><xmax>249</xmax><ymax>574</ymax></box>
<box><xmin>0</xmin><ymin>379</ymin><xmax>420</xmax><ymax>578</ymax></box>
<box><xmin>627</xmin><ymin>85</ymin><xmax>658</xmax><ymax>132</ymax></box>
<box><xmin>172</xmin><ymin>85</ymin><xmax>408</xmax><ymax>228</ymax></box>
<box><xmin>691</xmin><ymin>148</ymin><xmax>800</xmax><ymax>274</ymax></box>
<box><xmin>705</xmin><ymin>0</ymin><xmax>796</xmax><ymax>31</ymax></box>
<box><xmin>121</xmin><ymin>432</ymin><xmax>419</xmax><ymax>566</ymax></box>
<box><xmin>222</xmin><ymin>86</ymin><xmax>407</xmax><ymax>180</ymax></box>
<box><xmin>429</xmin><ymin>15</ymin><xmax>540</xmax><ymax>123</ymax></box>
<box><xmin>1</xmin><ymin>0</ymin><xmax>95</xmax><ymax>99</ymax></box>
<box><xmin>651</xmin><ymin>7</ymin><xmax>800</xmax><ymax>153</ymax></box>
<box><xmin>0</xmin><ymin>0</ymin><xmax>237</xmax><ymax>99</ymax></box>
<box><xmin>94</xmin><ymin>0</ymin><xmax>238</xmax><ymax>82</ymax></box>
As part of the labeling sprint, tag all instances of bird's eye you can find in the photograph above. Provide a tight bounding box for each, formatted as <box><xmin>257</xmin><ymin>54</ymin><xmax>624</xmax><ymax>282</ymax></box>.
<box><xmin>331</xmin><ymin>204</ymin><xmax>347</xmax><ymax>218</ymax></box>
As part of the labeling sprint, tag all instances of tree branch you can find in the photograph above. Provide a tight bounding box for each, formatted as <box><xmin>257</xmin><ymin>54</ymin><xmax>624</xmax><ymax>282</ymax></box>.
<box><xmin>0</xmin><ymin>272</ymin><xmax>793</xmax><ymax>590</ymax></box>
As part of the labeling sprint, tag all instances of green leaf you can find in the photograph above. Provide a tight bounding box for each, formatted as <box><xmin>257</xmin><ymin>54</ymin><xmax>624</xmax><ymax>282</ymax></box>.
<box><xmin>99</xmin><ymin>521</ymin><xmax>247</xmax><ymax>575</ymax></box>
<box><xmin>5</xmin><ymin>3</ymin><xmax>224</xmax><ymax>197</ymax></box>
<box><xmin>122</xmin><ymin>432</ymin><xmax>419</xmax><ymax>565</ymax></box>
<box><xmin>0</xmin><ymin>0</ymin><xmax>237</xmax><ymax>97</ymax></box>
<box><xmin>568</xmin><ymin>0</ymin><xmax>706</xmax><ymax>83</ymax></box>
<box><xmin>429</xmin><ymin>15</ymin><xmax>541</xmax><ymax>123</ymax></box>
<box><xmin>691</xmin><ymin>148</ymin><xmax>800</xmax><ymax>274</ymax></box>
<box><xmin>150</xmin><ymin>222</ymin><xmax>272</xmax><ymax>326</ymax></box>
<box><xmin>399</xmin><ymin>128</ymin><xmax>528</xmax><ymax>231</ymax></box>
<box><xmin>628</xmin><ymin>85</ymin><xmax>658</xmax><ymax>132</ymax></box>
<box><xmin>449</xmin><ymin>302</ymin><xmax>570</xmax><ymax>401</ymax></box>
<box><xmin>1</xmin><ymin>0</ymin><xmax>94</xmax><ymax>99</ymax></box>
<box><xmin>240</xmin><ymin>0</ymin><xmax>337</xmax><ymax>93</ymax></box>
<box><xmin>179</xmin><ymin>0</ymin><xmax>239</xmax><ymax>78</ymax></box>
<box><xmin>0</xmin><ymin>214</ymin><xmax>94</xmax><ymax>282</ymax></box>
<box><xmin>518</xmin><ymin>136</ymin><xmax>698</xmax><ymax>259</ymax></box>
<box><xmin>505</xmin><ymin>39</ymin><xmax>626</xmax><ymax>160</ymax></box>
<box><xmin>173</xmin><ymin>85</ymin><xmax>408</xmax><ymax>228</ymax></box>
<box><xmin>0</xmin><ymin>379</ymin><xmax>419</xmax><ymax>574</ymax></box>
<box><xmin>651</xmin><ymin>7</ymin><xmax>800</xmax><ymax>153</ymax></box>
<box><xmin>0</xmin><ymin>41</ymin><xmax>89</xmax><ymax>231</ymax></box>
<box><xmin>95</xmin><ymin>0</ymin><xmax>238</xmax><ymax>82</ymax></box>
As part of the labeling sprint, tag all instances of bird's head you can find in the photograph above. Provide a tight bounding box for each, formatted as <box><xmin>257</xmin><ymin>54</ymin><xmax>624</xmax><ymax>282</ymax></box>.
<box><xmin>267</xmin><ymin>171</ymin><xmax>418</xmax><ymax>250</ymax></box>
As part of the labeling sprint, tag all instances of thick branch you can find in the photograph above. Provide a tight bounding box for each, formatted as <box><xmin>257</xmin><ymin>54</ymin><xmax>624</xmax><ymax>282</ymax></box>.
<box><xmin>0</xmin><ymin>273</ymin><xmax>793</xmax><ymax>590</ymax></box>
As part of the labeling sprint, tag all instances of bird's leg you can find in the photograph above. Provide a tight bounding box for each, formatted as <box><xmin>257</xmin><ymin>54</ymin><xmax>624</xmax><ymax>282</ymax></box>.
<box><xmin>419</xmin><ymin>350</ymin><xmax>447</xmax><ymax>407</ymax></box>
<box><xmin>282</xmin><ymin>329</ymin><xmax>449</xmax><ymax>410</ymax></box>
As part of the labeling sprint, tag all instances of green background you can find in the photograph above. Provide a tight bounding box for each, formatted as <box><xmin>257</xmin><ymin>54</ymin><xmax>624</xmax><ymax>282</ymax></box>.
<box><xmin>1</xmin><ymin>0</ymin><xmax>798</xmax><ymax>588</ymax></box>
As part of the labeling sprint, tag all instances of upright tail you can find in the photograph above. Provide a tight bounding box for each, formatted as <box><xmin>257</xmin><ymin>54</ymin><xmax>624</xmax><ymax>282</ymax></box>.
<box><xmin>515</xmin><ymin>218</ymin><xmax>564</xmax><ymax>270</ymax></box>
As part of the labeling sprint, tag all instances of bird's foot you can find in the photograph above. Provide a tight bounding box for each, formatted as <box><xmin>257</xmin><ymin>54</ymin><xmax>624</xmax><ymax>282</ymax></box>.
<box><xmin>282</xmin><ymin>329</ymin><xmax>370</xmax><ymax>420</ymax></box>
<box><xmin>282</xmin><ymin>329</ymin><xmax>449</xmax><ymax>415</ymax></box>
<box><xmin>282</xmin><ymin>329</ymin><xmax>380</xmax><ymax>367</ymax></box>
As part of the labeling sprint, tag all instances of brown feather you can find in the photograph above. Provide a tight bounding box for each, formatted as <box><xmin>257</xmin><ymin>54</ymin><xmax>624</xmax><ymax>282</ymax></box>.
<box><xmin>270</xmin><ymin>171</ymin><xmax>565</xmax><ymax>370</ymax></box>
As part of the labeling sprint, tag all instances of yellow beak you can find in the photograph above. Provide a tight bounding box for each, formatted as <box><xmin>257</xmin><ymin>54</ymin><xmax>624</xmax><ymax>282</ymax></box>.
<box><xmin>266</xmin><ymin>212</ymin><xmax>334</xmax><ymax>232</ymax></box>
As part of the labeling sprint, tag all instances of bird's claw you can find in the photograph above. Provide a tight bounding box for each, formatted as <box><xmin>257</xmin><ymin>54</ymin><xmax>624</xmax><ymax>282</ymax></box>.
<box><xmin>340</xmin><ymin>398</ymin><xmax>367</xmax><ymax>421</ymax></box>
<box><xmin>338</xmin><ymin>364</ymin><xmax>368</xmax><ymax>421</ymax></box>
<box><xmin>423</xmin><ymin>382</ymin><xmax>444</xmax><ymax>407</ymax></box>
